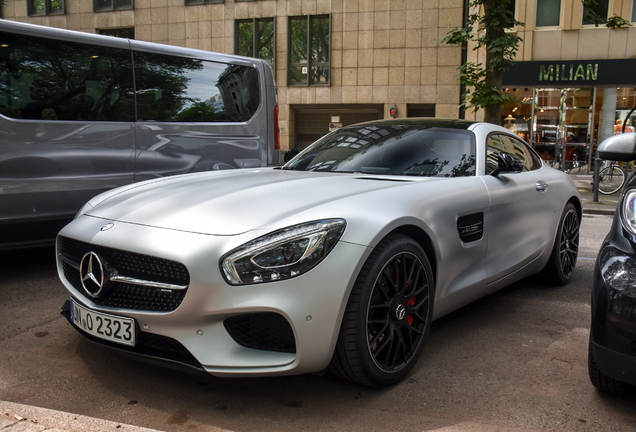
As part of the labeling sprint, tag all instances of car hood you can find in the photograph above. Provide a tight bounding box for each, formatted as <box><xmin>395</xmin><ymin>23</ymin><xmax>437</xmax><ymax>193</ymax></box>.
<box><xmin>86</xmin><ymin>168</ymin><xmax>435</xmax><ymax>235</ymax></box>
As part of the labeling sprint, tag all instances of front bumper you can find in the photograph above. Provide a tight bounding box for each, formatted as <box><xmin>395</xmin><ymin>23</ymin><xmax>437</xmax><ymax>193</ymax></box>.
<box><xmin>57</xmin><ymin>215</ymin><xmax>370</xmax><ymax>377</ymax></box>
<box><xmin>590</xmin><ymin>228</ymin><xmax>636</xmax><ymax>386</ymax></box>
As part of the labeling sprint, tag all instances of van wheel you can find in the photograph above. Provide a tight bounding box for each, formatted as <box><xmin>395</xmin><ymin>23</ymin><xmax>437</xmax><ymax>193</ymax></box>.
<box><xmin>329</xmin><ymin>234</ymin><xmax>434</xmax><ymax>386</ymax></box>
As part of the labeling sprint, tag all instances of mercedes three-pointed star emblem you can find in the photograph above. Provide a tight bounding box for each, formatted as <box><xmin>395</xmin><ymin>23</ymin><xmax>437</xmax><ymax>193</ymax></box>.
<box><xmin>79</xmin><ymin>252</ymin><xmax>112</xmax><ymax>298</ymax></box>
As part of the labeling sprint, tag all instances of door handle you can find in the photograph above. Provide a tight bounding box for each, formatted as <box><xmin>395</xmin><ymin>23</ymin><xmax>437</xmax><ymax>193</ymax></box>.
<box><xmin>536</xmin><ymin>181</ymin><xmax>548</xmax><ymax>192</ymax></box>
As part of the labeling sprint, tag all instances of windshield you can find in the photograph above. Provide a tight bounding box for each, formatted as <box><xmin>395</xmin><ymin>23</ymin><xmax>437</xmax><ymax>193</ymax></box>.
<box><xmin>284</xmin><ymin>124</ymin><xmax>476</xmax><ymax>177</ymax></box>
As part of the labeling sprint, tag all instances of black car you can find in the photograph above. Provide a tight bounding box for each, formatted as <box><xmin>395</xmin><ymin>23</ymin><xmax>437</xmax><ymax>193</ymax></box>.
<box><xmin>589</xmin><ymin>132</ymin><xmax>636</xmax><ymax>395</ymax></box>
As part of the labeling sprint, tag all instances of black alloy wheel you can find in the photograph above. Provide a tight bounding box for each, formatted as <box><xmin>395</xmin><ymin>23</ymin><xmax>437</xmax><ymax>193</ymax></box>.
<box><xmin>330</xmin><ymin>234</ymin><xmax>434</xmax><ymax>386</ymax></box>
<box><xmin>541</xmin><ymin>202</ymin><xmax>579</xmax><ymax>285</ymax></box>
<box><xmin>558</xmin><ymin>206</ymin><xmax>579</xmax><ymax>279</ymax></box>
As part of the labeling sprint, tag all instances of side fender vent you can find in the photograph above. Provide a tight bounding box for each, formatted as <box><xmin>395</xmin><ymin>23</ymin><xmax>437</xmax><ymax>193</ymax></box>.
<box><xmin>457</xmin><ymin>213</ymin><xmax>484</xmax><ymax>243</ymax></box>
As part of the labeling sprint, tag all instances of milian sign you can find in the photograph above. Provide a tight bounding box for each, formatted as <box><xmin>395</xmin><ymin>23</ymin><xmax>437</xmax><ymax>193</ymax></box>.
<box><xmin>502</xmin><ymin>59</ymin><xmax>636</xmax><ymax>87</ymax></box>
<box><xmin>539</xmin><ymin>63</ymin><xmax>598</xmax><ymax>82</ymax></box>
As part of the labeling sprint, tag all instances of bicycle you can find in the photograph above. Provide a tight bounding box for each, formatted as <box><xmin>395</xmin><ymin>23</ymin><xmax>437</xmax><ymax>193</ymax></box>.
<box><xmin>598</xmin><ymin>160</ymin><xmax>626</xmax><ymax>195</ymax></box>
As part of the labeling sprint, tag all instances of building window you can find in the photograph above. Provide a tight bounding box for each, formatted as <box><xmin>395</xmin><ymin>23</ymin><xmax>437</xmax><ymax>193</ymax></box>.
<box><xmin>235</xmin><ymin>18</ymin><xmax>275</xmax><ymax>70</ymax></box>
<box><xmin>185</xmin><ymin>0</ymin><xmax>222</xmax><ymax>5</ymax></box>
<box><xmin>506</xmin><ymin>0</ymin><xmax>515</xmax><ymax>20</ymax></box>
<box><xmin>288</xmin><ymin>15</ymin><xmax>330</xmax><ymax>86</ymax></box>
<box><xmin>94</xmin><ymin>0</ymin><xmax>132</xmax><ymax>11</ymax></box>
<box><xmin>583</xmin><ymin>0</ymin><xmax>609</xmax><ymax>25</ymax></box>
<box><xmin>28</xmin><ymin>0</ymin><xmax>64</xmax><ymax>16</ymax></box>
<box><xmin>98</xmin><ymin>28</ymin><xmax>135</xmax><ymax>39</ymax></box>
<box><xmin>536</xmin><ymin>0</ymin><xmax>560</xmax><ymax>27</ymax></box>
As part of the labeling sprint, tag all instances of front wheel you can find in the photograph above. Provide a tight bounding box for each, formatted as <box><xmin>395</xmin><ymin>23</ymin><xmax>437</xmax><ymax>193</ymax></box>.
<box><xmin>589</xmin><ymin>337</ymin><xmax>628</xmax><ymax>395</ymax></box>
<box><xmin>541</xmin><ymin>202</ymin><xmax>579</xmax><ymax>286</ymax></box>
<box><xmin>329</xmin><ymin>234</ymin><xmax>434</xmax><ymax>386</ymax></box>
<box><xmin>598</xmin><ymin>166</ymin><xmax>625</xmax><ymax>195</ymax></box>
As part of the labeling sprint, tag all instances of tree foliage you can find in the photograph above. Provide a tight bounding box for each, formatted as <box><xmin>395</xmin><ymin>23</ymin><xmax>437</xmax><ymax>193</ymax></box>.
<box><xmin>442</xmin><ymin>0</ymin><xmax>523</xmax><ymax>125</ymax></box>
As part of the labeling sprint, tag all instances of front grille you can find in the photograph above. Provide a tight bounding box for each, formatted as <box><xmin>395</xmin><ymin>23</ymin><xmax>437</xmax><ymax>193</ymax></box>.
<box><xmin>224</xmin><ymin>313</ymin><xmax>296</xmax><ymax>353</ymax></box>
<box><xmin>60</xmin><ymin>236</ymin><xmax>189</xmax><ymax>312</ymax></box>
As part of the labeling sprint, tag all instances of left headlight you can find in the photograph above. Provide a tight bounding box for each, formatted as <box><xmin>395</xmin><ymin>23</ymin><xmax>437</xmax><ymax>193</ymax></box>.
<box><xmin>622</xmin><ymin>188</ymin><xmax>636</xmax><ymax>236</ymax></box>
<box><xmin>220</xmin><ymin>219</ymin><xmax>346</xmax><ymax>285</ymax></box>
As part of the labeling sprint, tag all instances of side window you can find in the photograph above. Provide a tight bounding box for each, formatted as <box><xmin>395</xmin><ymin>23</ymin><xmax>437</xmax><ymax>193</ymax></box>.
<box><xmin>133</xmin><ymin>52</ymin><xmax>260</xmax><ymax>122</ymax></box>
<box><xmin>94</xmin><ymin>0</ymin><xmax>133</xmax><ymax>12</ymax></box>
<box><xmin>288</xmin><ymin>15</ymin><xmax>330</xmax><ymax>86</ymax></box>
<box><xmin>486</xmin><ymin>134</ymin><xmax>541</xmax><ymax>175</ymax></box>
<box><xmin>0</xmin><ymin>32</ymin><xmax>135</xmax><ymax>121</ymax></box>
<box><xmin>536</xmin><ymin>0</ymin><xmax>561</xmax><ymax>27</ymax></box>
<box><xmin>583</xmin><ymin>0</ymin><xmax>608</xmax><ymax>25</ymax></box>
<box><xmin>28</xmin><ymin>0</ymin><xmax>64</xmax><ymax>16</ymax></box>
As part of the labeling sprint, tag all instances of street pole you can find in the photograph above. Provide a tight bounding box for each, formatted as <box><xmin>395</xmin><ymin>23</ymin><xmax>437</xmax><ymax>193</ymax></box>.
<box><xmin>593</xmin><ymin>157</ymin><xmax>600</xmax><ymax>204</ymax></box>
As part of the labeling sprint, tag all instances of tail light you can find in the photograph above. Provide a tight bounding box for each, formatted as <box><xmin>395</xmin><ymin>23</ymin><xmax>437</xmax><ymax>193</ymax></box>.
<box><xmin>274</xmin><ymin>103</ymin><xmax>280</xmax><ymax>150</ymax></box>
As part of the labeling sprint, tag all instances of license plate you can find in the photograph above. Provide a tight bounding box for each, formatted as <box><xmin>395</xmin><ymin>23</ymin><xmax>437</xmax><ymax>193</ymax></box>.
<box><xmin>70</xmin><ymin>298</ymin><xmax>135</xmax><ymax>347</ymax></box>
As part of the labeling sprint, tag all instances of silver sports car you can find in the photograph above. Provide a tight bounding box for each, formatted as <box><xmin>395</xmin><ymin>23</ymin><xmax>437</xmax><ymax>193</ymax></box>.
<box><xmin>57</xmin><ymin>119</ymin><xmax>581</xmax><ymax>386</ymax></box>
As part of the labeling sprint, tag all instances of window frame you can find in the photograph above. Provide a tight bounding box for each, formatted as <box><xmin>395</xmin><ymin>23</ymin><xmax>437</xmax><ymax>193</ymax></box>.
<box><xmin>234</xmin><ymin>18</ymin><xmax>276</xmax><ymax>72</ymax></box>
<box><xmin>93</xmin><ymin>0</ymin><xmax>134</xmax><ymax>12</ymax></box>
<box><xmin>535</xmin><ymin>0</ymin><xmax>562</xmax><ymax>28</ymax></box>
<box><xmin>184</xmin><ymin>0</ymin><xmax>223</xmax><ymax>6</ymax></box>
<box><xmin>98</xmin><ymin>28</ymin><xmax>135</xmax><ymax>38</ymax></box>
<box><xmin>287</xmin><ymin>14</ymin><xmax>331</xmax><ymax>87</ymax></box>
<box><xmin>27</xmin><ymin>0</ymin><xmax>65</xmax><ymax>16</ymax></box>
<box><xmin>582</xmin><ymin>0</ymin><xmax>609</xmax><ymax>26</ymax></box>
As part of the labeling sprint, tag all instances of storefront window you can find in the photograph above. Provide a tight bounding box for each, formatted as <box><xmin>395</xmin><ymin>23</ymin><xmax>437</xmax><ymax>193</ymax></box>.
<box><xmin>616</xmin><ymin>87</ymin><xmax>636</xmax><ymax>134</ymax></box>
<box><xmin>502</xmin><ymin>88</ymin><xmax>532</xmax><ymax>142</ymax></box>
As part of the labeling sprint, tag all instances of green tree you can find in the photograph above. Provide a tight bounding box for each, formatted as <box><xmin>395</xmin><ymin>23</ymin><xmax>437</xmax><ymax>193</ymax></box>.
<box><xmin>442</xmin><ymin>0</ymin><xmax>523</xmax><ymax>125</ymax></box>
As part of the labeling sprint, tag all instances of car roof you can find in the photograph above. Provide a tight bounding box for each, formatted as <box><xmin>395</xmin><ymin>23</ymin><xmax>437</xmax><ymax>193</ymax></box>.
<box><xmin>346</xmin><ymin>118</ymin><xmax>479</xmax><ymax>130</ymax></box>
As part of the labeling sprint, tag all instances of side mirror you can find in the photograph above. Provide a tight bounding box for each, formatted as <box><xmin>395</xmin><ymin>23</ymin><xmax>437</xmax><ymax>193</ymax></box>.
<box><xmin>598</xmin><ymin>132</ymin><xmax>636</xmax><ymax>161</ymax></box>
<box><xmin>284</xmin><ymin>148</ymin><xmax>301</xmax><ymax>163</ymax></box>
<box><xmin>491</xmin><ymin>152</ymin><xmax>524</xmax><ymax>177</ymax></box>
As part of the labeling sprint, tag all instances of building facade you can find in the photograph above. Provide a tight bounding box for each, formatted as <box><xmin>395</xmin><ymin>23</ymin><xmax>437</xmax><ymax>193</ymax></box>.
<box><xmin>0</xmin><ymin>0</ymin><xmax>465</xmax><ymax>153</ymax></box>
<box><xmin>496</xmin><ymin>0</ymin><xmax>636</xmax><ymax>171</ymax></box>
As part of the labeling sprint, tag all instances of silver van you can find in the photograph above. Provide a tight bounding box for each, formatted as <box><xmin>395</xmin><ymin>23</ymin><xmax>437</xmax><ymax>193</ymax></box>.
<box><xmin>0</xmin><ymin>19</ymin><xmax>279</xmax><ymax>249</ymax></box>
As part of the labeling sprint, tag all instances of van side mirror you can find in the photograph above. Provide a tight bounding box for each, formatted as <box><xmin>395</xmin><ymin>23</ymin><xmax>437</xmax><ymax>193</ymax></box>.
<box><xmin>598</xmin><ymin>133</ymin><xmax>636</xmax><ymax>161</ymax></box>
<box><xmin>490</xmin><ymin>152</ymin><xmax>524</xmax><ymax>177</ymax></box>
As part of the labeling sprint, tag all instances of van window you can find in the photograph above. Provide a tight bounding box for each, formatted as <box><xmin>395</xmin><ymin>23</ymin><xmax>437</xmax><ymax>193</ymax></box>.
<box><xmin>133</xmin><ymin>52</ymin><xmax>260</xmax><ymax>123</ymax></box>
<box><xmin>0</xmin><ymin>31</ymin><xmax>135</xmax><ymax>121</ymax></box>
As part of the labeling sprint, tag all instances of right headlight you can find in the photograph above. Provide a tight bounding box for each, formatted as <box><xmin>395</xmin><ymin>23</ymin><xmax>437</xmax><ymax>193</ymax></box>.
<box><xmin>220</xmin><ymin>219</ymin><xmax>346</xmax><ymax>285</ymax></box>
<box><xmin>622</xmin><ymin>189</ymin><xmax>636</xmax><ymax>236</ymax></box>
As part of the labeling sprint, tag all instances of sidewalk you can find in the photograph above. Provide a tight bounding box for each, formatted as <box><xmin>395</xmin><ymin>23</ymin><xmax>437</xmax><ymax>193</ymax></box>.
<box><xmin>568</xmin><ymin>172</ymin><xmax>619</xmax><ymax>215</ymax></box>
<box><xmin>1</xmin><ymin>401</ymin><xmax>163</xmax><ymax>432</ymax></box>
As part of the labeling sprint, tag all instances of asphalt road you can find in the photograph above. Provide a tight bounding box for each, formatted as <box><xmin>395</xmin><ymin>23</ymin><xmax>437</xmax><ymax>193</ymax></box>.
<box><xmin>1</xmin><ymin>214</ymin><xmax>635</xmax><ymax>432</ymax></box>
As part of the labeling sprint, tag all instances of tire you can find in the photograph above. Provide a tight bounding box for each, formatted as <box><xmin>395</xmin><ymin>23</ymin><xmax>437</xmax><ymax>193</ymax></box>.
<box><xmin>588</xmin><ymin>337</ymin><xmax>628</xmax><ymax>395</ymax></box>
<box><xmin>598</xmin><ymin>166</ymin><xmax>625</xmax><ymax>195</ymax></box>
<box><xmin>541</xmin><ymin>202</ymin><xmax>579</xmax><ymax>286</ymax></box>
<box><xmin>329</xmin><ymin>234</ymin><xmax>434</xmax><ymax>386</ymax></box>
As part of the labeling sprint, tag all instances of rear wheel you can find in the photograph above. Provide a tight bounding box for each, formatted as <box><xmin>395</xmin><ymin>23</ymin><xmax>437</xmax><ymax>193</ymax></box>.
<box><xmin>541</xmin><ymin>202</ymin><xmax>579</xmax><ymax>286</ymax></box>
<box><xmin>329</xmin><ymin>234</ymin><xmax>434</xmax><ymax>386</ymax></box>
<box><xmin>588</xmin><ymin>337</ymin><xmax>628</xmax><ymax>395</ymax></box>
